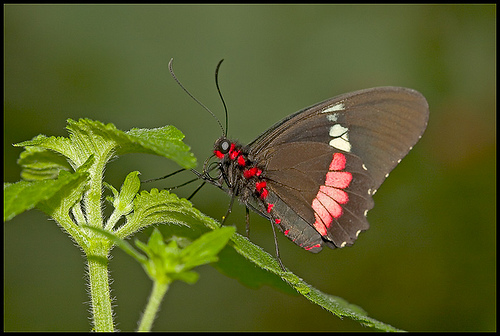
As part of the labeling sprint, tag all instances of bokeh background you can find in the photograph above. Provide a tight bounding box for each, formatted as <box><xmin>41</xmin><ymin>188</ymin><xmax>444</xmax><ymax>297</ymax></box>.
<box><xmin>4</xmin><ymin>4</ymin><xmax>495</xmax><ymax>332</ymax></box>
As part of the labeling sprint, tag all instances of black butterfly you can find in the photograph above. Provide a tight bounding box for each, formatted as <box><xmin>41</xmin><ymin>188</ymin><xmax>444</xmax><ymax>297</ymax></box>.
<box><xmin>168</xmin><ymin>60</ymin><xmax>429</xmax><ymax>261</ymax></box>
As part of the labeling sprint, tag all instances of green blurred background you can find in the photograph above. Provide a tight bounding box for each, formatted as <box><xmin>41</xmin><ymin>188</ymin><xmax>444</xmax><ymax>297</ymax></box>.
<box><xmin>4</xmin><ymin>4</ymin><xmax>495</xmax><ymax>332</ymax></box>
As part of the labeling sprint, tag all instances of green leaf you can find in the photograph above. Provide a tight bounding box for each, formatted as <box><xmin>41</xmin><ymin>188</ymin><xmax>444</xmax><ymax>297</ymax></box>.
<box><xmin>160</xmin><ymin>204</ymin><xmax>402</xmax><ymax>331</ymax></box>
<box><xmin>125</xmin><ymin>126</ymin><xmax>196</xmax><ymax>169</ymax></box>
<box><xmin>181</xmin><ymin>226</ymin><xmax>235</xmax><ymax>269</ymax></box>
<box><xmin>131</xmin><ymin>227</ymin><xmax>234</xmax><ymax>285</ymax></box>
<box><xmin>225</xmin><ymin>231</ymin><xmax>403</xmax><ymax>332</ymax></box>
<box><xmin>173</xmin><ymin>270</ymin><xmax>199</xmax><ymax>284</ymax></box>
<box><xmin>88</xmin><ymin>224</ymin><xmax>234</xmax><ymax>286</ymax></box>
<box><xmin>4</xmin><ymin>169</ymin><xmax>88</xmax><ymax>221</ymax></box>
<box><xmin>16</xmin><ymin>144</ymin><xmax>73</xmax><ymax>181</ymax></box>
<box><xmin>104</xmin><ymin>171</ymin><xmax>142</xmax><ymax>231</ymax></box>
<box><xmin>8</xmin><ymin>118</ymin><xmax>197</xmax><ymax>229</ymax></box>
<box><xmin>136</xmin><ymin>229</ymin><xmax>179</xmax><ymax>284</ymax></box>
<box><xmin>115</xmin><ymin>171</ymin><xmax>141</xmax><ymax>208</ymax></box>
<box><xmin>14</xmin><ymin>119</ymin><xmax>196</xmax><ymax>173</ymax></box>
<box><xmin>213</xmin><ymin>245</ymin><xmax>297</xmax><ymax>295</ymax></box>
<box><xmin>125</xmin><ymin>189</ymin><xmax>399</xmax><ymax>330</ymax></box>
<box><xmin>115</xmin><ymin>188</ymin><xmax>212</xmax><ymax>239</ymax></box>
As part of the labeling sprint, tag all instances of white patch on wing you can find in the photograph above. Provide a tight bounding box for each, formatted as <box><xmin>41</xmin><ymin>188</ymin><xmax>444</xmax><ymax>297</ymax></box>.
<box><xmin>327</xmin><ymin>113</ymin><xmax>339</xmax><ymax>122</ymax></box>
<box><xmin>322</xmin><ymin>102</ymin><xmax>345</xmax><ymax>113</ymax></box>
<box><xmin>328</xmin><ymin>123</ymin><xmax>351</xmax><ymax>152</ymax></box>
<box><xmin>329</xmin><ymin>124</ymin><xmax>348</xmax><ymax>137</ymax></box>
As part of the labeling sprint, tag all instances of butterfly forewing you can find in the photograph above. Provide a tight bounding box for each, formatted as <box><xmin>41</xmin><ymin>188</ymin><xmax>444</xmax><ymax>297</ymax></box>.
<box><xmin>328</xmin><ymin>87</ymin><xmax>429</xmax><ymax>189</ymax></box>
<box><xmin>250</xmin><ymin>87</ymin><xmax>429</xmax><ymax>189</ymax></box>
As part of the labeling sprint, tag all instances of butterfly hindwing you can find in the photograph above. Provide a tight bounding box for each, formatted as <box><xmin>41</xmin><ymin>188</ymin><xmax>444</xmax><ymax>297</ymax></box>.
<box><xmin>263</xmin><ymin>191</ymin><xmax>325</xmax><ymax>253</ymax></box>
<box><xmin>261</xmin><ymin>142</ymin><xmax>374</xmax><ymax>249</ymax></box>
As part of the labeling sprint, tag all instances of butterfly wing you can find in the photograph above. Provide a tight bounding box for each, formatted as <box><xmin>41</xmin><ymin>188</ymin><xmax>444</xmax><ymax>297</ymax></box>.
<box><xmin>249</xmin><ymin>87</ymin><xmax>429</xmax><ymax>251</ymax></box>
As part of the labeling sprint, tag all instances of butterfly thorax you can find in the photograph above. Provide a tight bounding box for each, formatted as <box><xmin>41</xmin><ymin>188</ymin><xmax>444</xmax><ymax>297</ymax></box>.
<box><xmin>211</xmin><ymin>136</ymin><xmax>269</xmax><ymax>203</ymax></box>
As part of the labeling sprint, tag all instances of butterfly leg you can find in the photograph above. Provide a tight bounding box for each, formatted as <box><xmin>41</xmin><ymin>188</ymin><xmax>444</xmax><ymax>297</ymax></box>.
<box><xmin>243</xmin><ymin>202</ymin><xmax>286</xmax><ymax>271</ymax></box>
<box><xmin>222</xmin><ymin>194</ymin><xmax>237</xmax><ymax>225</ymax></box>
<box><xmin>187</xmin><ymin>181</ymin><xmax>206</xmax><ymax>200</ymax></box>
<box><xmin>245</xmin><ymin>207</ymin><xmax>250</xmax><ymax>238</ymax></box>
<box><xmin>269</xmin><ymin>220</ymin><xmax>286</xmax><ymax>271</ymax></box>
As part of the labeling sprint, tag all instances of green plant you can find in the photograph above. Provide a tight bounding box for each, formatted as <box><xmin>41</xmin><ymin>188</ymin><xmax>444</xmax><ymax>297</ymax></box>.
<box><xmin>4</xmin><ymin>118</ymin><xmax>402</xmax><ymax>331</ymax></box>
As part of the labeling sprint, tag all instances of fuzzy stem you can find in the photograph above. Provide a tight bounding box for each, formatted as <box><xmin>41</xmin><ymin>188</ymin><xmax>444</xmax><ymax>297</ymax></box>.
<box><xmin>137</xmin><ymin>281</ymin><xmax>169</xmax><ymax>332</ymax></box>
<box><xmin>87</xmin><ymin>253</ymin><xmax>114</xmax><ymax>332</ymax></box>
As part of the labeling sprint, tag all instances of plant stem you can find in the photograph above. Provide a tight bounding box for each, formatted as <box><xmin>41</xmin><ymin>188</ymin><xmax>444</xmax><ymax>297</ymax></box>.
<box><xmin>138</xmin><ymin>281</ymin><xmax>169</xmax><ymax>332</ymax></box>
<box><xmin>87</xmin><ymin>254</ymin><xmax>114</xmax><ymax>332</ymax></box>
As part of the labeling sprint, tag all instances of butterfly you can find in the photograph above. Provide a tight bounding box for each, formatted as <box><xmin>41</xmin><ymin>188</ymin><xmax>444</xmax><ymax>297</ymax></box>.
<box><xmin>169</xmin><ymin>59</ymin><xmax>429</xmax><ymax>262</ymax></box>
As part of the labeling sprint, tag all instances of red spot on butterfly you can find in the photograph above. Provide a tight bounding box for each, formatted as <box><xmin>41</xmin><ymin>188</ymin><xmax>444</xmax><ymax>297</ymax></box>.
<box><xmin>325</xmin><ymin>172</ymin><xmax>352</xmax><ymax>189</ymax></box>
<box><xmin>244</xmin><ymin>167</ymin><xmax>261</xmax><ymax>178</ymax></box>
<box><xmin>329</xmin><ymin>152</ymin><xmax>346</xmax><ymax>170</ymax></box>
<box><xmin>229</xmin><ymin>150</ymin><xmax>240</xmax><ymax>160</ymax></box>
<box><xmin>214</xmin><ymin>150</ymin><xmax>224</xmax><ymax>159</ymax></box>
<box><xmin>228</xmin><ymin>143</ymin><xmax>241</xmax><ymax>160</ymax></box>
<box><xmin>267</xmin><ymin>203</ymin><xmax>274</xmax><ymax>213</ymax></box>
<box><xmin>255</xmin><ymin>181</ymin><xmax>267</xmax><ymax>192</ymax></box>
<box><xmin>305</xmin><ymin>244</ymin><xmax>322</xmax><ymax>251</ymax></box>
<box><xmin>311</xmin><ymin>153</ymin><xmax>353</xmax><ymax>237</ymax></box>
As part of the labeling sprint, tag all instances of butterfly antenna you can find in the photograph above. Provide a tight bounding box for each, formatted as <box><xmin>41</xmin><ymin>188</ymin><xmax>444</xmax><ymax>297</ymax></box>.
<box><xmin>168</xmin><ymin>58</ymin><xmax>225</xmax><ymax>136</ymax></box>
<box><xmin>215</xmin><ymin>59</ymin><xmax>228</xmax><ymax>137</ymax></box>
<box><xmin>141</xmin><ymin>168</ymin><xmax>186</xmax><ymax>183</ymax></box>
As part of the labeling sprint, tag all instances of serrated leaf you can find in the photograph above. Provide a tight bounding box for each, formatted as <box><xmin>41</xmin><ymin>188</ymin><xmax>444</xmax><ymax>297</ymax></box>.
<box><xmin>34</xmin><ymin>156</ymin><xmax>93</xmax><ymax>222</ymax></box>
<box><xmin>16</xmin><ymin>145</ymin><xmax>73</xmax><ymax>181</ymax></box>
<box><xmin>116</xmin><ymin>188</ymin><xmax>211</xmax><ymax>239</ymax></box>
<box><xmin>125</xmin><ymin>126</ymin><xmax>196</xmax><ymax>169</ymax></box>
<box><xmin>4</xmin><ymin>169</ymin><xmax>88</xmax><ymax>221</ymax></box>
<box><xmin>65</xmin><ymin>119</ymin><xmax>196</xmax><ymax>169</ymax></box>
<box><xmin>213</xmin><ymin>245</ymin><xmax>297</xmax><ymax>295</ymax></box>
<box><xmin>181</xmin><ymin>226</ymin><xmax>235</xmax><ymax>269</ymax></box>
<box><xmin>166</xmin><ymin>201</ymin><xmax>402</xmax><ymax>331</ymax></box>
<box><xmin>14</xmin><ymin>119</ymin><xmax>196</xmax><ymax>173</ymax></box>
<box><xmin>124</xmin><ymin>188</ymin><xmax>297</xmax><ymax>295</ymax></box>
<box><xmin>219</xmin><ymin>227</ymin><xmax>402</xmax><ymax>331</ymax></box>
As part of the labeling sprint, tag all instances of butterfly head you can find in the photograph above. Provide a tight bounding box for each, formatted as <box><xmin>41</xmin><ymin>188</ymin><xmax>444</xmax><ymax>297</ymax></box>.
<box><xmin>213</xmin><ymin>136</ymin><xmax>231</xmax><ymax>158</ymax></box>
